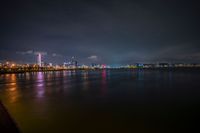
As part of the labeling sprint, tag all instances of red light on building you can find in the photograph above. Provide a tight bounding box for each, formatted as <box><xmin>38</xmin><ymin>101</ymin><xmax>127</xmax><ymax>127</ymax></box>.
<box><xmin>102</xmin><ymin>64</ymin><xmax>106</xmax><ymax>69</ymax></box>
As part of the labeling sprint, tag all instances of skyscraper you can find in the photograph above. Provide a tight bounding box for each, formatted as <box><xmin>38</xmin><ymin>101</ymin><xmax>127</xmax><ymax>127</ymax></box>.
<box><xmin>37</xmin><ymin>53</ymin><xmax>42</xmax><ymax>67</ymax></box>
<box><xmin>65</xmin><ymin>56</ymin><xmax>78</xmax><ymax>68</ymax></box>
<box><xmin>71</xmin><ymin>56</ymin><xmax>78</xmax><ymax>67</ymax></box>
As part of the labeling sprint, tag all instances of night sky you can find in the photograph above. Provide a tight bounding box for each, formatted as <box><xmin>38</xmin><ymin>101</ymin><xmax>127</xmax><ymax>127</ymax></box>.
<box><xmin>1</xmin><ymin>0</ymin><xmax>200</xmax><ymax>65</ymax></box>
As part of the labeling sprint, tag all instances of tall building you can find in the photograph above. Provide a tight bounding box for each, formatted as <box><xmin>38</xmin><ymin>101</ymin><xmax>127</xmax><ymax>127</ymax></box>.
<box><xmin>71</xmin><ymin>56</ymin><xmax>78</xmax><ymax>67</ymax></box>
<box><xmin>37</xmin><ymin>53</ymin><xmax>42</xmax><ymax>67</ymax></box>
<box><xmin>65</xmin><ymin>56</ymin><xmax>78</xmax><ymax>68</ymax></box>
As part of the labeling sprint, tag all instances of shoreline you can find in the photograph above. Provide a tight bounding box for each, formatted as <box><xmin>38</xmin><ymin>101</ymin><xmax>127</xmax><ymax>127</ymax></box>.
<box><xmin>1</xmin><ymin>67</ymin><xmax>200</xmax><ymax>74</ymax></box>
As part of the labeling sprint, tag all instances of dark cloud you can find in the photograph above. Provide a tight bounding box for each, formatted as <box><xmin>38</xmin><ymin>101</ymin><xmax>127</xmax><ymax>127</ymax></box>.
<box><xmin>1</xmin><ymin>0</ymin><xmax>200</xmax><ymax>64</ymax></box>
<box><xmin>16</xmin><ymin>50</ymin><xmax>33</xmax><ymax>55</ymax></box>
<box><xmin>88</xmin><ymin>55</ymin><xmax>98</xmax><ymax>60</ymax></box>
<box><xmin>52</xmin><ymin>53</ymin><xmax>63</xmax><ymax>57</ymax></box>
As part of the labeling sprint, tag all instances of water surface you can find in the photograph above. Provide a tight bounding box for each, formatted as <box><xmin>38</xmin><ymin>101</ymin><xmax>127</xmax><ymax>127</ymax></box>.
<box><xmin>0</xmin><ymin>69</ymin><xmax>200</xmax><ymax>133</ymax></box>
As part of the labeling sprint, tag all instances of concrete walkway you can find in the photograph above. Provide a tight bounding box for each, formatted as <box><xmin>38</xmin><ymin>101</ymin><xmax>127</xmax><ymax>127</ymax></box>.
<box><xmin>0</xmin><ymin>101</ymin><xmax>20</xmax><ymax>133</ymax></box>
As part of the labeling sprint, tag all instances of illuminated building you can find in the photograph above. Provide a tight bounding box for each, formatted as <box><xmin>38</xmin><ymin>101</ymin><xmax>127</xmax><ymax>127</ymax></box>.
<box><xmin>37</xmin><ymin>53</ymin><xmax>42</xmax><ymax>67</ymax></box>
<box><xmin>158</xmin><ymin>63</ymin><xmax>169</xmax><ymax>68</ymax></box>
<box><xmin>66</xmin><ymin>56</ymin><xmax>78</xmax><ymax>68</ymax></box>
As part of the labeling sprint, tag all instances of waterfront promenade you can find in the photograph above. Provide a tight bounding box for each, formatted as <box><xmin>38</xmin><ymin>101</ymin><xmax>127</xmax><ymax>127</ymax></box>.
<box><xmin>0</xmin><ymin>101</ymin><xmax>20</xmax><ymax>133</ymax></box>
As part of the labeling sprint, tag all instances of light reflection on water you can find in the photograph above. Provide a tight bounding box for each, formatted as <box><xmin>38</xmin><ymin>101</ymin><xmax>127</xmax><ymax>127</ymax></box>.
<box><xmin>6</xmin><ymin>74</ymin><xmax>19</xmax><ymax>103</ymax></box>
<box><xmin>101</xmin><ymin>70</ymin><xmax>107</xmax><ymax>97</ymax></box>
<box><xmin>36</xmin><ymin>72</ymin><xmax>45</xmax><ymax>98</ymax></box>
<box><xmin>82</xmin><ymin>71</ymin><xmax>89</xmax><ymax>91</ymax></box>
<box><xmin>0</xmin><ymin>69</ymin><xmax>200</xmax><ymax>133</ymax></box>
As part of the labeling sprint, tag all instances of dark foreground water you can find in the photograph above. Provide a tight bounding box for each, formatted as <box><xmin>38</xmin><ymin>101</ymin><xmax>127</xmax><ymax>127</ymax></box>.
<box><xmin>0</xmin><ymin>69</ymin><xmax>200</xmax><ymax>133</ymax></box>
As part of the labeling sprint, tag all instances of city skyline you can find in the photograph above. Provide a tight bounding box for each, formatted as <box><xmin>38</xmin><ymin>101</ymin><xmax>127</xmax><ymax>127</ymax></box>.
<box><xmin>1</xmin><ymin>1</ymin><xmax>200</xmax><ymax>133</ymax></box>
<box><xmin>1</xmin><ymin>0</ymin><xmax>200</xmax><ymax>64</ymax></box>
<box><xmin>1</xmin><ymin>52</ymin><xmax>200</xmax><ymax>67</ymax></box>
